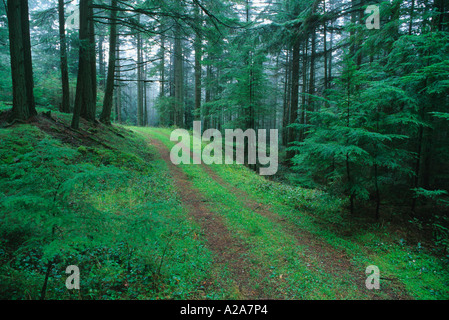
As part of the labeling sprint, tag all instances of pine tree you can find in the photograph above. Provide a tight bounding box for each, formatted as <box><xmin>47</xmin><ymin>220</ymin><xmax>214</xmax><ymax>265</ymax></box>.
<box><xmin>100</xmin><ymin>0</ymin><xmax>119</xmax><ymax>125</ymax></box>
<box><xmin>7</xmin><ymin>0</ymin><xmax>37</xmax><ymax>122</ymax></box>
<box><xmin>72</xmin><ymin>0</ymin><xmax>96</xmax><ymax>129</ymax></box>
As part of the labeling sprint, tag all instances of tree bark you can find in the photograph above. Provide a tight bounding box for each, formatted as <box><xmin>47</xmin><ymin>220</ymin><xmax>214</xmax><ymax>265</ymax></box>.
<box><xmin>137</xmin><ymin>16</ymin><xmax>144</xmax><ymax>126</ymax></box>
<box><xmin>173</xmin><ymin>23</ymin><xmax>184</xmax><ymax>127</ymax></box>
<box><xmin>308</xmin><ymin>27</ymin><xmax>316</xmax><ymax>112</ymax></box>
<box><xmin>300</xmin><ymin>39</ymin><xmax>308</xmax><ymax>142</ymax></box>
<box><xmin>194</xmin><ymin>5</ymin><xmax>202</xmax><ymax>121</ymax></box>
<box><xmin>98</xmin><ymin>35</ymin><xmax>105</xmax><ymax>89</ymax></box>
<box><xmin>72</xmin><ymin>0</ymin><xmax>95</xmax><ymax>129</ymax></box>
<box><xmin>89</xmin><ymin>2</ymin><xmax>97</xmax><ymax>111</ymax></box>
<box><xmin>282</xmin><ymin>49</ymin><xmax>291</xmax><ymax>147</ymax></box>
<box><xmin>116</xmin><ymin>37</ymin><xmax>121</xmax><ymax>123</ymax></box>
<box><xmin>286</xmin><ymin>36</ymin><xmax>301</xmax><ymax>161</ymax></box>
<box><xmin>100</xmin><ymin>0</ymin><xmax>118</xmax><ymax>125</ymax></box>
<box><xmin>160</xmin><ymin>28</ymin><xmax>166</xmax><ymax>98</ymax></box>
<box><xmin>7</xmin><ymin>0</ymin><xmax>37</xmax><ymax>122</ymax></box>
<box><xmin>58</xmin><ymin>0</ymin><xmax>70</xmax><ymax>113</ymax></box>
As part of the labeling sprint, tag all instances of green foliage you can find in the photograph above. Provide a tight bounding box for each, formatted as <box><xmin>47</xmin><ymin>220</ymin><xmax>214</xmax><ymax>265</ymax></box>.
<box><xmin>412</xmin><ymin>188</ymin><xmax>448</xmax><ymax>200</ymax></box>
<box><xmin>249</xmin><ymin>174</ymin><xmax>347</xmax><ymax>224</ymax></box>
<box><xmin>0</xmin><ymin>124</ymin><xmax>212</xmax><ymax>300</ymax></box>
<box><xmin>154</xmin><ymin>96</ymin><xmax>177</xmax><ymax>127</ymax></box>
<box><xmin>290</xmin><ymin>16</ymin><xmax>449</xmax><ymax>223</ymax></box>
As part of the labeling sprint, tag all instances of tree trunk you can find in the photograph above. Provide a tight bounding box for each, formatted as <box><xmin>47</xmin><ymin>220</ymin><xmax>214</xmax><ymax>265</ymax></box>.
<box><xmin>328</xmin><ymin>21</ymin><xmax>333</xmax><ymax>87</ymax></box>
<box><xmin>137</xmin><ymin>17</ymin><xmax>144</xmax><ymax>127</ymax></box>
<box><xmin>286</xmin><ymin>35</ymin><xmax>301</xmax><ymax>161</ymax></box>
<box><xmin>323</xmin><ymin>15</ymin><xmax>328</xmax><ymax>91</ymax></box>
<box><xmin>160</xmin><ymin>29</ymin><xmax>165</xmax><ymax>98</ymax></box>
<box><xmin>194</xmin><ymin>5</ymin><xmax>202</xmax><ymax>121</ymax></box>
<box><xmin>308</xmin><ymin>27</ymin><xmax>316</xmax><ymax>112</ymax></box>
<box><xmin>72</xmin><ymin>0</ymin><xmax>95</xmax><ymax>129</ymax></box>
<box><xmin>58</xmin><ymin>0</ymin><xmax>70</xmax><ymax>113</ymax></box>
<box><xmin>7</xmin><ymin>0</ymin><xmax>37</xmax><ymax>122</ymax></box>
<box><xmin>100</xmin><ymin>0</ymin><xmax>118</xmax><ymax>125</ymax></box>
<box><xmin>98</xmin><ymin>35</ymin><xmax>105</xmax><ymax>89</ymax></box>
<box><xmin>173</xmin><ymin>23</ymin><xmax>184</xmax><ymax>128</ymax></box>
<box><xmin>282</xmin><ymin>49</ymin><xmax>291</xmax><ymax>147</ymax></box>
<box><xmin>144</xmin><ymin>50</ymin><xmax>148</xmax><ymax>126</ymax></box>
<box><xmin>89</xmin><ymin>3</ymin><xmax>97</xmax><ymax>109</ymax></box>
<box><xmin>300</xmin><ymin>38</ymin><xmax>308</xmax><ymax>143</ymax></box>
<box><xmin>116</xmin><ymin>37</ymin><xmax>121</xmax><ymax>123</ymax></box>
<box><xmin>204</xmin><ymin>64</ymin><xmax>211</xmax><ymax>130</ymax></box>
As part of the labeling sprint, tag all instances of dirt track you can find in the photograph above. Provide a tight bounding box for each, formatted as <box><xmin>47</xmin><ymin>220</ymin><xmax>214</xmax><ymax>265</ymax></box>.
<box><xmin>141</xmin><ymin>130</ymin><xmax>411</xmax><ymax>300</ymax></box>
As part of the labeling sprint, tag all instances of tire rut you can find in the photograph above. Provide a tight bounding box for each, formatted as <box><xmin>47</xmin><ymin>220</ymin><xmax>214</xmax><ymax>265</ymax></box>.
<box><xmin>184</xmin><ymin>137</ymin><xmax>411</xmax><ymax>300</ymax></box>
<box><xmin>142</xmin><ymin>133</ymin><xmax>274</xmax><ymax>299</ymax></box>
<box><xmin>144</xmin><ymin>129</ymin><xmax>411</xmax><ymax>300</ymax></box>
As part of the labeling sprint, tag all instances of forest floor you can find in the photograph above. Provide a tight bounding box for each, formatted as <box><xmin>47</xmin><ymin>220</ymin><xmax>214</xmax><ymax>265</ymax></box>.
<box><xmin>135</xmin><ymin>128</ymin><xmax>407</xmax><ymax>299</ymax></box>
<box><xmin>132</xmin><ymin>127</ymin><xmax>448</xmax><ymax>300</ymax></box>
<box><xmin>1</xmin><ymin>109</ymin><xmax>448</xmax><ymax>300</ymax></box>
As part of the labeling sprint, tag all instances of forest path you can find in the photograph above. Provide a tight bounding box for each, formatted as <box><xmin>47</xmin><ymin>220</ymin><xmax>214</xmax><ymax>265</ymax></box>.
<box><xmin>136</xmin><ymin>127</ymin><xmax>410</xmax><ymax>300</ymax></box>
<box><xmin>139</xmin><ymin>130</ymin><xmax>271</xmax><ymax>299</ymax></box>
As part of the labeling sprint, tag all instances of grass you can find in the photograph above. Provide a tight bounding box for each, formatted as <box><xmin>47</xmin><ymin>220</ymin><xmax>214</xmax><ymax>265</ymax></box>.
<box><xmin>0</xmin><ymin>114</ymin><xmax>216</xmax><ymax>300</ymax></box>
<box><xmin>143</xmin><ymin>127</ymin><xmax>449</xmax><ymax>300</ymax></box>
<box><xmin>209</xmin><ymin>149</ymin><xmax>449</xmax><ymax>300</ymax></box>
<box><xmin>1</xmin><ymin>115</ymin><xmax>448</xmax><ymax>300</ymax></box>
<box><xmin>142</xmin><ymin>128</ymin><xmax>374</xmax><ymax>299</ymax></box>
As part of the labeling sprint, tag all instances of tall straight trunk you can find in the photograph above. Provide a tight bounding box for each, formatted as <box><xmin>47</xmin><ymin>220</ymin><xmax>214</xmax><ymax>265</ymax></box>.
<box><xmin>173</xmin><ymin>23</ymin><xmax>184</xmax><ymax>128</ymax></box>
<box><xmin>328</xmin><ymin>22</ymin><xmax>333</xmax><ymax>86</ymax></box>
<box><xmin>72</xmin><ymin>0</ymin><xmax>95</xmax><ymax>129</ymax></box>
<box><xmin>137</xmin><ymin>20</ymin><xmax>144</xmax><ymax>127</ymax></box>
<box><xmin>282</xmin><ymin>49</ymin><xmax>291</xmax><ymax>147</ymax></box>
<box><xmin>323</xmin><ymin>1</ymin><xmax>328</xmax><ymax>91</ymax></box>
<box><xmin>58</xmin><ymin>0</ymin><xmax>70</xmax><ymax>113</ymax></box>
<box><xmin>144</xmin><ymin>50</ymin><xmax>148</xmax><ymax>126</ymax></box>
<box><xmin>160</xmin><ymin>30</ymin><xmax>165</xmax><ymax>98</ymax></box>
<box><xmin>299</xmin><ymin>38</ymin><xmax>308</xmax><ymax>142</ymax></box>
<box><xmin>286</xmin><ymin>36</ymin><xmax>301</xmax><ymax>161</ymax></box>
<box><xmin>168</xmin><ymin>38</ymin><xmax>175</xmax><ymax>125</ymax></box>
<box><xmin>308</xmin><ymin>28</ymin><xmax>316</xmax><ymax>111</ymax></box>
<box><xmin>144</xmin><ymin>81</ymin><xmax>148</xmax><ymax>126</ymax></box>
<box><xmin>194</xmin><ymin>5</ymin><xmax>202</xmax><ymax>121</ymax></box>
<box><xmin>245</xmin><ymin>0</ymin><xmax>254</xmax><ymax>133</ymax></box>
<box><xmin>247</xmin><ymin>50</ymin><xmax>254</xmax><ymax>130</ymax></box>
<box><xmin>98</xmin><ymin>35</ymin><xmax>105</xmax><ymax>89</ymax></box>
<box><xmin>272</xmin><ymin>54</ymin><xmax>280</xmax><ymax>134</ymax></box>
<box><xmin>88</xmin><ymin>2</ymin><xmax>97</xmax><ymax>111</ymax></box>
<box><xmin>100</xmin><ymin>0</ymin><xmax>118</xmax><ymax>125</ymax></box>
<box><xmin>204</xmin><ymin>64</ymin><xmax>212</xmax><ymax>130</ymax></box>
<box><xmin>116</xmin><ymin>38</ymin><xmax>121</xmax><ymax>123</ymax></box>
<box><xmin>20</xmin><ymin>0</ymin><xmax>35</xmax><ymax>118</ymax></box>
<box><xmin>7</xmin><ymin>0</ymin><xmax>37</xmax><ymax>121</ymax></box>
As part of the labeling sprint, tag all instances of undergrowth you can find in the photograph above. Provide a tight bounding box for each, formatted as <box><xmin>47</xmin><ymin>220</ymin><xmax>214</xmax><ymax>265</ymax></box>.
<box><xmin>0</xmin><ymin>118</ymin><xmax>212</xmax><ymax>300</ymax></box>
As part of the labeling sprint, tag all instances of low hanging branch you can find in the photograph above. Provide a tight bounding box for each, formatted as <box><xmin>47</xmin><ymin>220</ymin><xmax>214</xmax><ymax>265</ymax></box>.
<box><xmin>114</xmin><ymin>78</ymin><xmax>163</xmax><ymax>83</ymax></box>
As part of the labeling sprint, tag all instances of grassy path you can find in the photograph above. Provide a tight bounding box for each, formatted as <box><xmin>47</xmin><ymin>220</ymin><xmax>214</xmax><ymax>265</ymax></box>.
<box><xmin>147</xmin><ymin>136</ymin><xmax>269</xmax><ymax>299</ymax></box>
<box><xmin>132</xmin><ymin>127</ymin><xmax>430</xmax><ymax>300</ymax></box>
